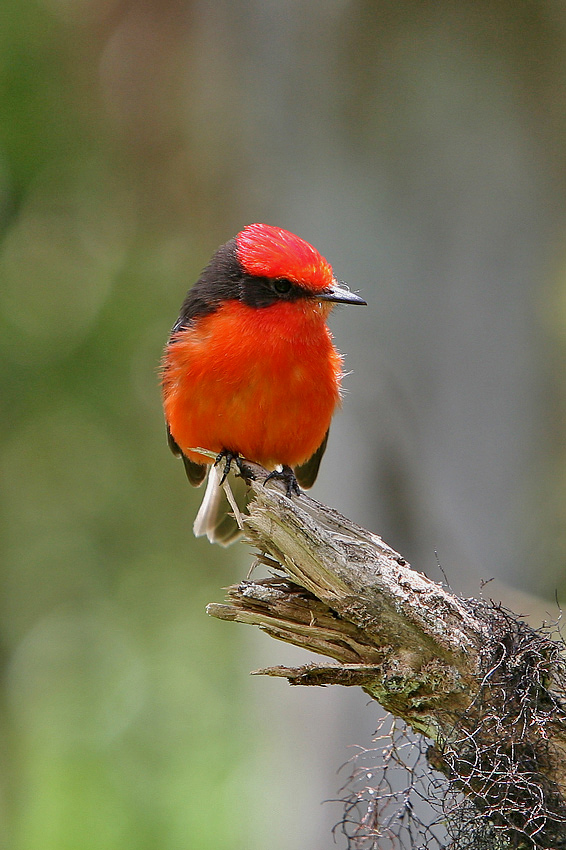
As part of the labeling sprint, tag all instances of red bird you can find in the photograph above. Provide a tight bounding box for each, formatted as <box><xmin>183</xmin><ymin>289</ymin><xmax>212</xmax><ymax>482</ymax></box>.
<box><xmin>161</xmin><ymin>223</ymin><xmax>366</xmax><ymax>544</ymax></box>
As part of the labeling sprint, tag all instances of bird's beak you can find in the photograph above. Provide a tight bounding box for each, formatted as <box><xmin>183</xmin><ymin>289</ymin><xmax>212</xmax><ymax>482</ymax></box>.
<box><xmin>317</xmin><ymin>280</ymin><xmax>367</xmax><ymax>305</ymax></box>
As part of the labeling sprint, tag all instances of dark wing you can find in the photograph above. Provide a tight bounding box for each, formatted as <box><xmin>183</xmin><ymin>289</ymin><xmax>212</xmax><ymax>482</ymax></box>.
<box><xmin>293</xmin><ymin>429</ymin><xmax>329</xmax><ymax>489</ymax></box>
<box><xmin>164</xmin><ymin>240</ymin><xmax>244</xmax><ymax>488</ymax></box>
<box><xmin>167</xmin><ymin>424</ymin><xmax>207</xmax><ymax>487</ymax></box>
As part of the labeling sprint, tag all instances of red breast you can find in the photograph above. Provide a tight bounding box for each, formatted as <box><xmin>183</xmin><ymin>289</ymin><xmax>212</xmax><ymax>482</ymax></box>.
<box><xmin>162</xmin><ymin>297</ymin><xmax>342</xmax><ymax>469</ymax></box>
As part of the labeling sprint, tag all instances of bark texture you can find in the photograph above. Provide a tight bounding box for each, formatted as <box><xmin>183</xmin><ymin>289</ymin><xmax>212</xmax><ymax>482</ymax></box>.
<box><xmin>207</xmin><ymin>464</ymin><xmax>566</xmax><ymax>847</ymax></box>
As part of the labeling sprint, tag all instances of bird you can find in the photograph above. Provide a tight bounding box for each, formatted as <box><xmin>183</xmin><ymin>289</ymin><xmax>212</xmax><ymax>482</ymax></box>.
<box><xmin>161</xmin><ymin>223</ymin><xmax>366</xmax><ymax>545</ymax></box>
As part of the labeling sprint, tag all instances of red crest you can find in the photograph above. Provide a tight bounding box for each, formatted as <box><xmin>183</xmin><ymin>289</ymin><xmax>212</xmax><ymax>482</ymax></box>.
<box><xmin>236</xmin><ymin>224</ymin><xmax>333</xmax><ymax>292</ymax></box>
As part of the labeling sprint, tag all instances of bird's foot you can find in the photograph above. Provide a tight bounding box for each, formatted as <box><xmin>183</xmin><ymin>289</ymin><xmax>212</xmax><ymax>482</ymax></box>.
<box><xmin>214</xmin><ymin>450</ymin><xmax>240</xmax><ymax>485</ymax></box>
<box><xmin>264</xmin><ymin>465</ymin><xmax>301</xmax><ymax>497</ymax></box>
<box><xmin>214</xmin><ymin>450</ymin><xmax>255</xmax><ymax>485</ymax></box>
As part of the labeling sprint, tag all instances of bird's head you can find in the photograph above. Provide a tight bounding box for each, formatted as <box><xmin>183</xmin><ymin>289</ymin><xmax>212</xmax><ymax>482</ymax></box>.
<box><xmin>173</xmin><ymin>223</ymin><xmax>366</xmax><ymax>332</ymax></box>
<box><xmin>235</xmin><ymin>223</ymin><xmax>366</xmax><ymax>312</ymax></box>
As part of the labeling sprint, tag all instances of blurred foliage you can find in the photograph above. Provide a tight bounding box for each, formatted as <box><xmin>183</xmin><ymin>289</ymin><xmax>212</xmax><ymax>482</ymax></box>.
<box><xmin>0</xmin><ymin>1</ymin><xmax>258</xmax><ymax>848</ymax></box>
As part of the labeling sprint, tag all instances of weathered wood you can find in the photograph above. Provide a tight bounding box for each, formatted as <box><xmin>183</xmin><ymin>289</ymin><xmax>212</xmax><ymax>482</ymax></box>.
<box><xmin>206</xmin><ymin>463</ymin><xmax>566</xmax><ymax>846</ymax></box>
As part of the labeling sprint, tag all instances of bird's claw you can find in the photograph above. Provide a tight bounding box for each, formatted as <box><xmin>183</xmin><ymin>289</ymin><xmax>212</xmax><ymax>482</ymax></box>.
<box><xmin>214</xmin><ymin>450</ymin><xmax>255</xmax><ymax>485</ymax></box>
<box><xmin>215</xmin><ymin>450</ymin><xmax>239</xmax><ymax>485</ymax></box>
<box><xmin>264</xmin><ymin>465</ymin><xmax>301</xmax><ymax>497</ymax></box>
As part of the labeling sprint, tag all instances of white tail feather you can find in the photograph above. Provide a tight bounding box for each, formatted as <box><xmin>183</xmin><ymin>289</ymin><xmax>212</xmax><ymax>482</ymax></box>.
<box><xmin>193</xmin><ymin>464</ymin><xmax>248</xmax><ymax>545</ymax></box>
<box><xmin>193</xmin><ymin>464</ymin><xmax>224</xmax><ymax>542</ymax></box>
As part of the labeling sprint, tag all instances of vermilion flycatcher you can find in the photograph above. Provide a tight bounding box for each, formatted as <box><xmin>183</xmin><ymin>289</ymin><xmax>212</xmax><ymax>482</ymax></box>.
<box><xmin>162</xmin><ymin>223</ymin><xmax>366</xmax><ymax>544</ymax></box>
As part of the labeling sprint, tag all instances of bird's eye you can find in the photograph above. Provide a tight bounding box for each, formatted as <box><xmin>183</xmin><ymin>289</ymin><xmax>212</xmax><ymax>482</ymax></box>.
<box><xmin>272</xmin><ymin>278</ymin><xmax>292</xmax><ymax>295</ymax></box>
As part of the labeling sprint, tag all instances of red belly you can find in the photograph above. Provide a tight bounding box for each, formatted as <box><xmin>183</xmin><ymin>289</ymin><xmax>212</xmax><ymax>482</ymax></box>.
<box><xmin>162</xmin><ymin>300</ymin><xmax>342</xmax><ymax>468</ymax></box>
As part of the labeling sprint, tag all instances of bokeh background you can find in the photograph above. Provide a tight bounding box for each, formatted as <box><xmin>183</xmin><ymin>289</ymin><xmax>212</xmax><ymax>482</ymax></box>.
<box><xmin>2</xmin><ymin>1</ymin><xmax>566</xmax><ymax>847</ymax></box>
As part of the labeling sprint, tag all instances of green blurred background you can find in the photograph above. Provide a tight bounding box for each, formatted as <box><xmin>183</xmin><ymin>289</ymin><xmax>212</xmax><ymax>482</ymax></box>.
<box><xmin>3</xmin><ymin>1</ymin><xmax>566</xmax><ymax>847</ymax></box>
